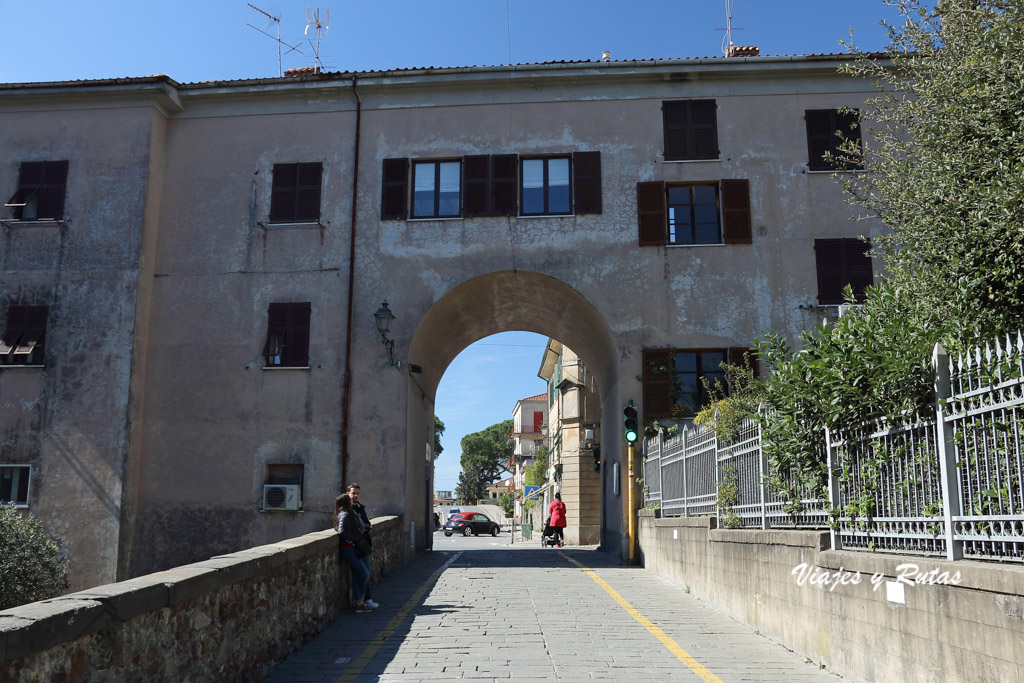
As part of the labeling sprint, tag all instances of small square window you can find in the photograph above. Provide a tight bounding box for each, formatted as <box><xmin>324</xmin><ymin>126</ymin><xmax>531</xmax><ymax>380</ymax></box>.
<box><xmin>5</xmin><ymin>161</ymin><xmax>68</xmax><ymax>220</ymax></box>
<box><xmin>266</xmin><ymin>463</ymin><xmax>304</xmax><ymax>486</ymax></box>
<box><xmin>263</xmin><ymin>302</ymin><xmax>311</xmax><ymax>367</ymax></box>
<box><xmin>270</xmin><ymin>163</ymin><xmax>323</xmax><ymax>223</ymax></box>
<box><xmin>521</xmin><ymin>157</ymin><xmax>571</xmax><ymax>216</ymax></box>
<box><xmin>805</xmin><ymin>109</ymin><xmax>863</xmax><ymax>171</ymax></box>
<box><xmin>412</xmin><ymin>160</ymin><xmax>462</xmax><ymax>218</ymax></box>
<box><xmin>1</xmin><ymin>306</ymin><xmax>48</xmax><ymax>366</ymax></box>
<box><xmin>0</xmin><ymin>465</ymin><xmax>31</xmax><ymax>506</ymax></box>
<box><xmin>662</xmin><ymin>100</ymin><xmax>719</xmax><ymax>161</ymax></box>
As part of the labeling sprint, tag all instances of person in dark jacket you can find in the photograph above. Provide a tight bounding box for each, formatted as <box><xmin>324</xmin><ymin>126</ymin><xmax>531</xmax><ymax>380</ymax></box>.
<box><xmin>348</xmin><ymin>483</ymin><xmax>378</xmax><ymax>608</ymax></box>
<box><xmin>334</xmin><ymin>493</ymin><xmax>373</xmax><ymax>613</ymax></box>
<box><xmin>548</xmin><ymin>492</ymin><xmax>567</xmax><ymax>547</ymax></box>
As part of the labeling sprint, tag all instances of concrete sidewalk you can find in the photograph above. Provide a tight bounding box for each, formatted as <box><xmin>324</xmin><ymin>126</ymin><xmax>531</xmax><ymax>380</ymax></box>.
<box><xmin>263</xmin><ymin>545</ymin><xmax>837</xmax><ymax>682</ymax></box>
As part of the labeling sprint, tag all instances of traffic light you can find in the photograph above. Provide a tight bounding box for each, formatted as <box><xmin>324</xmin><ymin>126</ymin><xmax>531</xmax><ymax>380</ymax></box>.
<box><xmin>593</xmin><ymin>447</ymin><xmax>601</xmax><ymax>472</ymax></box>
<box><xmin>623</xmin><ymin>400</ymin><xmax>639</xmax><ymax>443</ymax></box>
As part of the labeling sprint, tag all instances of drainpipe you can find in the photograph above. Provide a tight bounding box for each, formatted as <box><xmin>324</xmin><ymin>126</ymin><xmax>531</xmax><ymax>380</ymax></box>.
<box><xmin>341</xmin><ymin>75</ymin><xmax>361</xmax><ymax>488</ymax></box>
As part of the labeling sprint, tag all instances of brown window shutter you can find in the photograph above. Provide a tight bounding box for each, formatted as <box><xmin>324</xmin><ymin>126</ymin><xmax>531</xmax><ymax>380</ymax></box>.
<box><xmin>462</xmin><ymin>155</ymin><xmax>491</xmax><ymax>217</ymax></box>
<box><xmin>720</xmin><ymin>179</ymin><xmax>751</xmax><ymax>244</ymax></box>
<box><xmin>642</xmin><ymin>348</ymin><xmax>674</xmax><ymax>418</ymax></box>
<box><xmin>727</xmin><ymin>347</ymin><xmax>759</xmax><ymax>380</ymax></box>
<box><xmin>814</xmin><ymin>239</ymin><xmax>844</xmax><ymax>304</ymax></box>
<box><xmin>636</xmin><ymin>181</ymin><xmax>667</xmax><ymax>247</ymax></box>
<box><xmin>18</xmin><ymin>162</ymin><xmax>45</xmax><ymax>187</ymax></box>
<box><xmin>270</xmin><ymin>164</ymin><xmax>298</xmax><ymax>221</ymax></box>
<box><xmin>490</xmin><ymin>154</ymin><xmax>518</xmax><ymax>216</ymax></box>
<box><xmin>662</xmin><ymin>101</ymin><xmax>690</xmax><ymax>161</ymax></box>
<box><xmin>288</xmin><ymin>302</ymin><xmax>312</xmax><ymax>367</ymax></box>
<box><xmin>805</xmin><ymin>110</ymin><xmax>835</xmax><ymax>171</ymax></box>
<box><xmin>690</xmin><ymin>100</ymin><xmax>719</xmax><ymax>159</ymax></box>
<box><xmin>844</xmin><ymin>238</ymin><xmax>873</xmax><ymax>302</ymax></box>
<box><xmin>572</xmin><ymin>151</ymin><xmax>602</xmax><ymax>214</ymax></box>
<box><xmin>37</xmin><ymin>161</ymin><xmax>68</xmax><ymax>219</ymax></box>
<box><xmin>295</xmin><ymin>162</ymin><xmax>322</xmax><ymax>221</ymax></box>
<box><xmin>380</xmin><ymin>158</ymin><xmax>409</xmax><ymax>220</ymax></box>
<box><xmin>835</xmin><ymin>109</ymin><xmax>864</xmax><ymax>171</ymax></box>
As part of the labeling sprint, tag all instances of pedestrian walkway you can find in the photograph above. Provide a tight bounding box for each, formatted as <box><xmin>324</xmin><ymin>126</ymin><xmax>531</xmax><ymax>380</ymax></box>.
<box><xmin>263</xmin><ymin>542</ymin><xmax>837</xmax><ymax>682</ymax></box>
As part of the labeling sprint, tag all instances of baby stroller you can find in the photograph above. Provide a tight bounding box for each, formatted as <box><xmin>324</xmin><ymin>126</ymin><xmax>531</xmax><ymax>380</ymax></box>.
<box><xmin>541</xmin><ymin>516</ymin><xmax>558</xmax><ymax>547</ymax></box>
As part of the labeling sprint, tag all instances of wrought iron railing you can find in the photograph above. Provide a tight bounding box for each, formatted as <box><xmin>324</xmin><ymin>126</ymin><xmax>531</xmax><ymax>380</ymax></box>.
<box><xmin>643</xmin><ymin>331</ymin><xmax>1024</xmax><ymax>563</ymax></box>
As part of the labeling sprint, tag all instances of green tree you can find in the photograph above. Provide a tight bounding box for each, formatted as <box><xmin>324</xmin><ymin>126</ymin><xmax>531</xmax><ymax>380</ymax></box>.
<box><xmin>749</xmin><ymin>1</ymin><xmax>1024</xmax><ymax>505</ymax></box>
<box><xmin>433</xmin><ymin>416</ymin><xmax>445</xmax><ymax>460</ymax></box>
<box><xmin>841</xmin><ymin>0</ymin><xmax>1024</xmax><ymax>342</ymax></box>
<box><xmin>0</xmin><ymin>504</ymin><xmax>70</xmax><ymax>610</ymax></box>
<box><xmin>524</xmin><ymin>446</ymin><xmax>549</xmax><ymax>487</ymax></box>
<box><xmin>454</xmin><ymin>419</ymin><xmax>513</xmax><ymax>504</ymax></box>
<box><xmin>498</xmin><ymin>492</ymin><xmax>515</xmax><ymax>517</ymax></box>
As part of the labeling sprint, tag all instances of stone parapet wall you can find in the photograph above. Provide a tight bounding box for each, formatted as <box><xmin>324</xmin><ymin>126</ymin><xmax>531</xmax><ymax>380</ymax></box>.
<box><xmin>637</xmin><ymin>510</ymin><xmax>1024</xmax><ymax>683</ymax></box>
<box><xmin>0</xmin><ymin>516</ymin><xmax>403</xmax><ymax>682</ymax></box>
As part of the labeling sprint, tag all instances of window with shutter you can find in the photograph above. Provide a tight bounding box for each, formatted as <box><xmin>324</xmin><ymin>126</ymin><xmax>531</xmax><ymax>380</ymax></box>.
<box><xmin>638</xmin><ymin>179</ymin><xmax>751</xmax><ymax>247</ymax></box>
<box><xmin>270</xmin><ymin>162</ymin><xmax>322</xmax><ymax>223</ymax></box>
<box><xmin>521</xmin><ymin>156</ymin><xmax>572</xmax><ymax>216</ymax></box>
<box><xmin>462</xmin><ymin>155</ymin><xmax>490</xmax><ymax>217</ymax></box>
<box><xmin>0</xmin><ymin>465</ymin><xmax>31</xmax><ymax>506</ymax></box>
<box><xmin>5</xmin><ymin>161</ymin><xmax>68</xmax><ymax>220</ymax></box>
<box><xmin>412</xmin><ymin>160</ymin><xmax>462</xmax><ymax>218</ymax></box>
<box><xmin>263</xmin><ymin>302</ymin><xmax>312</xmax><ymax>368</ymax></box>
<box><xmin>805</xmin><ymin>109</ymin><xmax>863</xmax><ymax>171</ymax></box>
<box><xmin>814</xmin><ymin>238</ymin><xmax>873</xmax><ymax>304</ymax></box>
<box><xmin>0</xmin><ymin>305</ymin><xmax>48</xmax><ymax>366</ymax></box>
<box><xmin>642</xmin><ymin>347</ymin><xmax>753</xmax><ymax>419</ymax></box>
<box><xmin>662</xmin><ymin>100</ymin><xmax>719</xmax><ymax>161</ymax></box>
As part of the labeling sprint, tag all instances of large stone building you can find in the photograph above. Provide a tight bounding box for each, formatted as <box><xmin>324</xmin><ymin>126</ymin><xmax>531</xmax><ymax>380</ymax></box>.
<box><xmin>0</xmin><ymin>51</ymin><xmax>883</xmax><ymax>589</ymax></box>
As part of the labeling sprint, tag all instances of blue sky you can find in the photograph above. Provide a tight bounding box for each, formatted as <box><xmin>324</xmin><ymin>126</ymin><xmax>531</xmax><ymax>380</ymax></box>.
<box><xmin>0</xmin><ymin>0</ymin><xmax>910</xmax><ymax>491</ymax></box>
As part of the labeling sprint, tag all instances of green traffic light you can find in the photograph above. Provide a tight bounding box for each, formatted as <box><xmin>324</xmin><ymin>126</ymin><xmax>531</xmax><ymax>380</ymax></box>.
<box><xmin>623</xmin><ymin>401</ymin><xmax>639</xmax><ymax>443</ymax></box>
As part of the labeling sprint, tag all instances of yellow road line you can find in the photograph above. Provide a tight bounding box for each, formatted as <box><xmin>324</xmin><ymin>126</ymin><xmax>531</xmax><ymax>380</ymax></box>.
<box><xmin>565</xmin><ymin>556</ymin><xmax>724</xmax><ymax>683</ymax></box>
<box><xmin>335</xmin><ymin>552</ymin><xmax>462</xmax><ymax>683</ymax></box>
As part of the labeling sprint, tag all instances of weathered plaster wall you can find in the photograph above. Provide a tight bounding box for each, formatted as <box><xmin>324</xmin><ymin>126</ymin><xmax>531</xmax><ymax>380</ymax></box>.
<box><xmin>0</xmin><ymin>515</ymin><xmax>404</xmax><ymax>682</ymax></box>
<box><xmin>0</xmin><ymin>104</ymin><xmax>159</xmax><ymax>589</ymax></box>
<box><xmin>638</xmin><ymin>511</ymin><xmax>1024</xmax><ymax>682</ymax></box>
<box><xmin>1</xmin><ymin>60</ymin><xmax>888</xmax><ymax>587</ymax></box>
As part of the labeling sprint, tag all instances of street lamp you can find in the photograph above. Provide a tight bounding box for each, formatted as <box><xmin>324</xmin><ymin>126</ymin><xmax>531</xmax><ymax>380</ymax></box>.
<box><xmin>374</xmin><ymin>301</ymin><xmax>396</xmax><ymax>366</ymax></box>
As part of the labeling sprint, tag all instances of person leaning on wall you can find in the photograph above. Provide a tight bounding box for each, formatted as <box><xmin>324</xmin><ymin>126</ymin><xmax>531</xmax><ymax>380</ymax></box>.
<box><xmin>348</xmin><ymin>482</ymin><xmax>378</xmax><ymax>609</ymax></box>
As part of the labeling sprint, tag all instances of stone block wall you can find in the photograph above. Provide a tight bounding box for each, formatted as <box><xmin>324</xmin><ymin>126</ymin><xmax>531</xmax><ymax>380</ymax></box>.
<box><xmin>637</xmin><ymin>510</ymin><xmax>1024</xmax><ymax>683</ymax></box>
<box><xmin>0</xmin><ymin>516</ymin><xmax>403</xmax><ymax>682</ymax></box>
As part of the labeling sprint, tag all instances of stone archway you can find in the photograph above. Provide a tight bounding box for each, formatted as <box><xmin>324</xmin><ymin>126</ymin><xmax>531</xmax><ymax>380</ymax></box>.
<box><xmin>402</xmin><ymin>270</ymin><xmax>625</xmax><ymax>553</ymax></box>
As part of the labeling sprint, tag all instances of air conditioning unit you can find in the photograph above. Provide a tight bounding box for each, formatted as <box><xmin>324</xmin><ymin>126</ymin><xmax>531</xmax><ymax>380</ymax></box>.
<box><xmin>263</xmin><ymin>484</ymin><xmax>301</xmax><ymax>511</ymax></box>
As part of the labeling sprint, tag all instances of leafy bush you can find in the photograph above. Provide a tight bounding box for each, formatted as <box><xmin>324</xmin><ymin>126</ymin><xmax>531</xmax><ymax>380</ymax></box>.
<box><xmin>0</xmin><ymin>504</ymin><xmax>70</xmax><ymax>610</ymax></box>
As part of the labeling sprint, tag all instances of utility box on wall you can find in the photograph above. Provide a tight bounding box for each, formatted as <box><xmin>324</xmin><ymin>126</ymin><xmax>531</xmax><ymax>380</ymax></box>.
<box><xmin>263</xmin><ymin>484</ymin><xmax>302</xmax><ymax>511</ymax></box>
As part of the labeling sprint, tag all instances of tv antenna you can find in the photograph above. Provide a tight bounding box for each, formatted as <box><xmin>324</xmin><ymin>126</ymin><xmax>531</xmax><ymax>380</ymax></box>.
<box><xmin>246</xmin><ymin>3</ymin><xmax>304</xmax><ymax>77</ymax></box>
<box><xmin>305</xmin><ymin>7</ymin><xmax>330</xmax><ymax>72</ymax></box>
<box><xmin>717</xmin><ymin>0</ymin><xmax>744</xmax><ymax>56</ymax></box>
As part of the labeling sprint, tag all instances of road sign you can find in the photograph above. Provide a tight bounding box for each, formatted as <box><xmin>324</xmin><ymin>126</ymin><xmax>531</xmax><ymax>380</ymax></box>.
<box><xmin>523</xmin><ymin>485</ymin><xmax>540</xmax><ymax>500</ymax></box>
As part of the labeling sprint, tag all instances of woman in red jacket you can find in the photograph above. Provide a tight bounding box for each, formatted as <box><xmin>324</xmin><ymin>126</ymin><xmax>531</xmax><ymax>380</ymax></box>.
<box><xmin>548</xmin><ymin>492</ymin><xmax>567</xmax><ymax>547</ymax></box>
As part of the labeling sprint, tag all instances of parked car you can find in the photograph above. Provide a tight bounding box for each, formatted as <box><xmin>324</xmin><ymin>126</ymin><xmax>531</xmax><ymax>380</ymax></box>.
<box><xmin>443</xmin><ymin>512</ymin><xmax>500</xmax><ymax>537</ymax></box>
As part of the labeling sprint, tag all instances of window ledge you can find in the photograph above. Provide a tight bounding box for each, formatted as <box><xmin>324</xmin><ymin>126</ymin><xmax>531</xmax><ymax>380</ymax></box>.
<box><xmin>665</xmin><ymin>243</ymin><xmax>725</xmax><ymax>248</ymax></box>
<box><xmin>0</xmin><ymin>219</ymin><xmax>67</xmax><ymax>228</ymax></box>
<box><xmin>259</xmin><ymin>508</ymin><xmax>306</xmax><ymax>513</ymax></box>
<box><xmin>661</xmin><ymin>158</ymin><xmax>722</xmax><ymax>164</ymax></box>
<box><xmin>259</xmin><ymin>221</ymin><xmax>323</xmax><ymax>230</ymax></box>
<box><xmin>262</xmin><ymin>366</ymin><xmax>311</xmax><ymax>371</ymax></box>
<box><xmin>805</xmin><ymin>169</ymin><xmax>868</xmax><ymax>175</ymax></box>
<box><xmin>0</xmin><ymin>364</ymin><xmax>45</xmax><ymax>369</ymax></box>
<box><xmin>518</xmin><ymin>214</ymin><xmax>574</xmax><ymax>219</ymax></box>
<box><xmin>407</xmin><ymin>216</ymin><xmax>464</xmax><ymax>222</ymax></box>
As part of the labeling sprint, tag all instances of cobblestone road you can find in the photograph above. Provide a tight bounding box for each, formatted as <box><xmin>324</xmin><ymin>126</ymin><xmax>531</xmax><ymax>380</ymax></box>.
<box><xmin>264</xmin><ymin>535</ymin><xmax>837</xmax><ymax>682</ymax></box>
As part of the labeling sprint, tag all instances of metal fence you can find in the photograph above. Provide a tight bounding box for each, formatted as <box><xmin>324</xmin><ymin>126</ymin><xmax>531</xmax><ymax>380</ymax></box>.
<box><xmin>642</xmin><ymin>410</ymin><xmax>828</xmax><ymax>529</ymax></box>
<box><xmin>643</xmin><ymin>332</ymin><xmax>1024</xmax><ymax>562</ymax></box>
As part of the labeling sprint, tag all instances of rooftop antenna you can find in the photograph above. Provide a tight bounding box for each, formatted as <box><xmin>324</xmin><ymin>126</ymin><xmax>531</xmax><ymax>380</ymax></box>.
<box><xmin>305</xmin><ymin>7</ymin><xmax>330</xmax><ymax>72</ymax></box>
<box><xmin>717</xmin><ymin>0</ymin><xmax>743</xmax><ymax>56</ymax></box>
<box><xmin>246</xmin><ymin>3</ymin><xmax>304</xmax><ymax>77</ymax></box>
